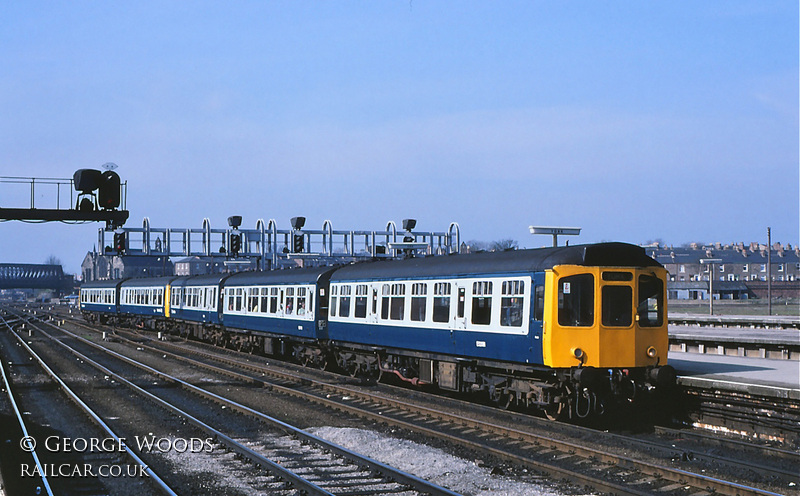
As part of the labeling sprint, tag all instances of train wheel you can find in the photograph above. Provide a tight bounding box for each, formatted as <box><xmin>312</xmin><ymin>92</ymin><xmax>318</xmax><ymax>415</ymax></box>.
<box><xmin>544</xmin><ymin>402</ymin><xmax>566</xmax><ymax>421</ymax></box>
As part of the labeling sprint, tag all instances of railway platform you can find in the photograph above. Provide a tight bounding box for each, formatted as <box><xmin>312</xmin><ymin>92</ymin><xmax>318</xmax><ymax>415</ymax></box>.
<box><xmin>670</xmin><ymin>351</ymin><xmax>800</xmax><ymax>400</ymax></box>
<box><xmin>668</xmin><ymin>323</ymin><xmax>800</xmax><ymax>360</ymax></box>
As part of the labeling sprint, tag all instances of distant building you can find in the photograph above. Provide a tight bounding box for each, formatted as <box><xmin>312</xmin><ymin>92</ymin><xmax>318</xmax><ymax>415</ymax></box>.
<box><xmin>81</xmin><ymin>250</ymin><xmax>174</xmax><ymax>282</ymax></box>
<box><xmin>645</xmin><ymin>242</ymin><xmax>800</xmax><ymax>300</ymax></box>
<box><xmin>174</xmin><ymin>256</ymin><xmax>227</xmax><ymax>276</ymax></box>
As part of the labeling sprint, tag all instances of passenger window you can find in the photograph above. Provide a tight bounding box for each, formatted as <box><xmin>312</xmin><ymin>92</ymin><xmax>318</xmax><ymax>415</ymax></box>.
<box><xmin>338</xmin><ymin>285</ymin><xmax>351</xmax><ymax>318</ymax></box>
<box><xmin>354</xmin><ymin>285</ymin><xmax>368</xmax><ymax>318</ymax></box>
<box><xmin>500</xmin><ymin>280</ymin><xmax>524</xmax><ymax>327</ymax></box>
<box><xmin>471</xmin><ymin>281</ymin><xmax>493</xmax><ymax>325</ymax></box>
<box><xmin>602</xmin><ymin>286</ymin><xmax>632</xmax><ymax>327</ymax></box>
<box><xmin>330</xmin><ymin>285</ymin><xmax>338</xmax><ymax>317</ymax></box>
<box><xmin>268</xmin><ymin>288</ymin><xmax>277</xmax><ymax>313</ymax></box>
<box><xmin>381</xmin><ymin>284</ymin><xmax>390</xmax><ymax>320</ymax></box>
<box><xmin>390</xmin><ymin>283</ymin><xmax>405</xmax><ymax>320</ymax></box>
<box><xmin>638</xmin><ymin>275</ymin><xmax>664</xmax><ymax>327</ymax></box>
<box><xmin>286</xmin><ymin>287</ymin><xmax>295</xmax><ymax>315</ymax></box>
<box><xmin>297</xmin><ymin>288</ymin><xmax>307</xmax><ymax>315</ymax></box>
<box><xmin>557</xmin><ymin>274</ymin><xmax>594</xmax><ymax>326</ymax></box>
<box><xmin>260</xmin><ymin>288</ymin><xmax>269</xmax><ymax>313</ymax></box>
<box><xmin>411</xmin><ymin>283</ymin><xmax>427</xmax><ymax>322</ymax></box>
<box><xmin>432</xmin><ymin>282</ymin><xmax>451</xmax><ymax>323</ymax></box>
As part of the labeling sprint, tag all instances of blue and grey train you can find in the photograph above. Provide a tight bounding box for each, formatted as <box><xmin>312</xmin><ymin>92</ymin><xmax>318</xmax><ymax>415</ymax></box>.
<box><xmin>80</xmin><ymin>242</ymin><xmax>676</xmax><ymax>419</ymax></box>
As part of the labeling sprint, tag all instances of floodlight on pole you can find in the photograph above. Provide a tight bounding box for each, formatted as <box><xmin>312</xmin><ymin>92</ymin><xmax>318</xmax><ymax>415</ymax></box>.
<box><xmin>529</xmin><ymin>226</ymin><xmax>582</xmax><ymax>247</ymax></box>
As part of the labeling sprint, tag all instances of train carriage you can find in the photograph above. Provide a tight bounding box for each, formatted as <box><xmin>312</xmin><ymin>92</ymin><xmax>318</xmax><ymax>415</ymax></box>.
<box><xmin>326</xmin><ymin>242</ymin><xmax>674</xmax><ymax>417</ymax></box>
<box><xmin>118</xmin><ymin>276</ymin><xmax>176</xmax><ymax>323</ymax></box>
<box><xmin>80</xmin><ymin>279</ymin><xmax>124</xmax><ymax>322</ymax></box>
<box><xmin>169</xmin><ymin>274</ymin><xmax>229</xmax><ymax>325</ymax></box>
<box><xmin>219</xmin><ymin>266</ymin><xmax>336</xmax><ymax>360</ymax></box>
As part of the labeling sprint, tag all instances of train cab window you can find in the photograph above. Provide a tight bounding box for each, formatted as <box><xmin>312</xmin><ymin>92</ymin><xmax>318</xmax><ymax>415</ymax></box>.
<box><xmin>411</xmin><ymin>283</ymin><xmax>427</xmax><ymax>322</ymax></box>
<box><xmin>390</xmin><ymin>283</ymin><xmax>405</xmax><ymax>320</ymax></box>
<box><xmin>602</xmin><ymin>286</ymin><xmax>632</xmax><ymax>327</ymax></box>
<box><xmin>354</xmin><ymin>285</ymin><xmax>368</xmax><ymax>318</ymax></box>
<box><xmin>433</xmin><ymin>282</ymin><xmax>451</xmax><ymax>323</ymax></box>
<box><xmin>338</xmin><ymin>285</ymin><xmax>351</xmax><ymax>318</ymax></box>
<box><xmin>558</xmin><ymin>274</ymin><xmax>594</xmax><ymax>327</ymax></box>
<box><xmin>637</xmin><ymin>275</ymin><xmax>664</xmax><ymax>327</ymax></box>
<box><xmin>500</xmin><ymin>280</ymin><xmax>524</xmax><ymax>327</ymax></box>
<box><xmin>471</xmin><ymin>281</ymin><xmax>493</xmax><ymax>325</ymax></box>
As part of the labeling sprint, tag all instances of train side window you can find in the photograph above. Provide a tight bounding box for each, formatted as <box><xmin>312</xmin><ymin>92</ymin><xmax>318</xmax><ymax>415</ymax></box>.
<box><xmin>338</xmin><ymin>285</ymin><xmax>351</xmax><ymax>318</ymax></box>
<box><xmin>533</xmin><ymin>285</ymin><xmax>544</xmax><ymax>321</ymax></box>
<box><xmin>500</xmin><ymin>280</ymin><xmax>524</xmax><ymax>327</ymax></box>
<box><xmin>411</xmin><ymin>283</ymin><xmax>427</xmax><ymax>322</ymax></box>
<box><xmin>471</xmin><ymin>281</ymin><xmax>493</xmax><ymax>325</ymax></box>
<box><xmin>457</xmin><ymin>287</ymin><xmax>465</xmax><ymax>318</ymax></box>
<box><xmin>602</xmin><ymin>286</ymin><xmax>632</xmax><ymax>327</ymax></box>
<box><xmin>296</xmin><ymin>287</ymin><xmax>307</xmax><ymax>315</ymax></box>
<box><xmin>381</xmin><ymin>284</ymin><xmax>390</xmax><ymax>320</ymax></box>
<box><xmin>260</xmin><ymin>288</ymin><xmax>269</xmax><ymax>313</ymax></box>
<box><xmin>354</xmin><ymin>284</ymin><xmax>368</xmax><ymax>318</ymax></box>
<box><xmin>270</xmin><ymin>287</ymin><xmax>279</xmax><ymax>314</ymax></box>
<box><xmin>432</xmin><ymin>282</ymin><xmax>451</xmax><ymax>323</ymax></box>
<box><xmin>248</xmin><ymin>288</ymin><xmax>259</xmax><ymax>313</ymax></box>
<box><xmin>558</xmin><ymin>274</ymin><xmax>594</xmax><ymax>326</ymax></box>
<box><xmin>390</xmin><ymin>283</ymin><xmax>405</xmax><ymax>320</ymax></box>
<box><xmin>330</xmin><ymin>285</ymin><xmax>338</xmax><ymax>317</ymax></box>
<box><xmin>637</xmin><ymin>275</ymin><xmax>664</xmax><ymax>327</ymax></box>
<box><xmin>286</xmin><ymin>287</ymin><xmax>295</xmax><ymax>315</ymax></box>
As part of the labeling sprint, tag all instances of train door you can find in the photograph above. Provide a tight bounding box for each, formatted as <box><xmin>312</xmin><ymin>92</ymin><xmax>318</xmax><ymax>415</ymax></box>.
<box><xmin>368</xmin><ymin>284</ymin><xmax>380</xmax><ymax>323</ymax></box>
<box><xmin>530</xmin><ymin>273</ymin><xmax>545</xmax><ymax>363</ymax></box>
<box><xmin>453</xmin><ymin>284</ymin><xmax>467</xmax><ymax>330</ymax></box>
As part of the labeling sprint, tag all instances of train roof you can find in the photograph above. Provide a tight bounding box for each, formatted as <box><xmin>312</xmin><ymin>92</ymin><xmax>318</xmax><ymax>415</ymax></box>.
<box><xmin>330</xmin><ymin>242</ymin><xmax>662</xmax><ymax>281</ymax></box>
<box><xmin>120</xmin><ymin>276</ymin><xmax>179</xmax><ymax>288</ymax></box>
<box><xmin>81</xmin><ymin>279</ymin><xmax>125</xmax><ymax>289</ymax></box>
<box><xmin>224</xmin><ymin>266</ymin><xmax>337</xmax><ymax>286</ymax></box>
<box><xmin>170</xmin><ymin>274</ymin><xmax>230</xmax><ymax>286</ymax></box>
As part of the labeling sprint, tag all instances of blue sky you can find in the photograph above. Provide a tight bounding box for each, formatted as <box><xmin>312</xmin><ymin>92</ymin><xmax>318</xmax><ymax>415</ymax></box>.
<box><xmin>1</xmin><ymin>2</ymin><xmax>798</xmax><ymax>274</ymax></box>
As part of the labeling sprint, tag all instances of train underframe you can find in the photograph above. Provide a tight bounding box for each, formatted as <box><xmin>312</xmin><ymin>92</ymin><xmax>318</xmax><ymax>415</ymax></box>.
<box><xmin>84</xmin><ymin>310</ymin><xmax>675</xmax><ymax>420</ymax></box>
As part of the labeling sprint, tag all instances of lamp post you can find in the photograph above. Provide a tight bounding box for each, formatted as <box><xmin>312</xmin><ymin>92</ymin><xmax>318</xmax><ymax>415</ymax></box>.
<box><xmin>700</xmin><ymin>258</ymin><xmax>722</xmax><ymax>315</ymax></box>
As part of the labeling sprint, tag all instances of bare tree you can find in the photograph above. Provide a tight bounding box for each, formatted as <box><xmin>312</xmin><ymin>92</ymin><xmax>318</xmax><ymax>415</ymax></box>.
<box><xmin>44</xmin><ymin>255</ymin><xmax>62</xmax><ymax>267</ymax></box>
<box><xmin>491</xmin><ymin>239</ymin><xmax>518</xmax><ymax>251</ymax></box>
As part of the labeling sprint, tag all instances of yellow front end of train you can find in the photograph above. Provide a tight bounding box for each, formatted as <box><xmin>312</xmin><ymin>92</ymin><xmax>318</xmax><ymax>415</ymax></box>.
<box><xmin>542</xmin><ymin>265</ymin><xmax>669</xmax><ymax>370</ymax></box>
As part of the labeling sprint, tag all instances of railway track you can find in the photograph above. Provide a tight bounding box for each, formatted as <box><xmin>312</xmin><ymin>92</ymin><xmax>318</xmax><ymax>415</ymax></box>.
<box><xmin>1</xmin><ymin>308</ymin><xmax>461</xmax><ymax>496</ymax></box>
<box><xmin>0</xmin><ymin>315</ymin><xmax>173</xmax><ymax>496</ymax></box>
<box><xmin>13</xmin><ymin>304</ymin><xmax>798</xmax><ymax>496</ymax></box>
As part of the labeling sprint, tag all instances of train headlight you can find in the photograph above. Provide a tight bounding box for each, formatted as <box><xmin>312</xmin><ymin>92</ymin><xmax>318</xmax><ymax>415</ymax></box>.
<box><xmin>646</xmin><ymin>346</ymin><xmax>658</xmax><ymax>358</ymax></box>
<box><xmin>572</xmin><ymin>348</ymin><xmax>585</xmax><ymax>360</ymax></box>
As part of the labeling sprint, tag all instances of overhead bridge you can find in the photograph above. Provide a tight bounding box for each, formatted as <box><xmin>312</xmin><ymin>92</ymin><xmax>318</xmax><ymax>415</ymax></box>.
<box><xmin>0</xmin><ymin>264</ymin><xmax>72</xmax><ymax>290</ymax></box>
